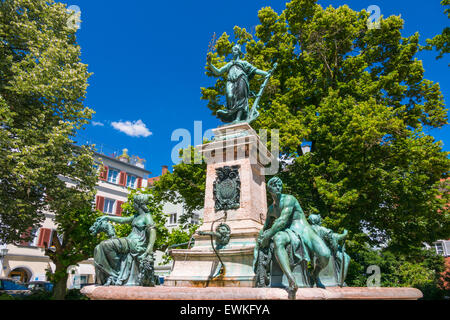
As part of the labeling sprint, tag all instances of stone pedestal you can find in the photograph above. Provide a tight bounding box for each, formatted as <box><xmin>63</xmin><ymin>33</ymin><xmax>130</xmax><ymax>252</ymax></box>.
<box><xmin>164</xmin><ymin>123</ymin><xmax>276</xmax><ymax>287</ymax></box>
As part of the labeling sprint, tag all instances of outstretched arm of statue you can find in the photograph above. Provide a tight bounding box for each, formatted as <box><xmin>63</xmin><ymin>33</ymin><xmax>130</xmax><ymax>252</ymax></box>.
<box><xmin>208</xmin><ymin>60</ymin><xmax>230</xmax><ymax>76</ymax></box>
<box><xmin>255</xmin><ymin>68</ymin><xmax>269</xmax><ymax>77</ymax></box>
<box><xmin>100</xmin><ymin>215</ymin><xmax>134</xmax><ymax>224</ymax></box>
<box><xmin>198</xmin><ymin>230</ymin><xmax>219</xmax><ymax>237</ymax></box>
<box><xmin>255</xmin><ymin>62</ymin><xmax>277</xmax><ymax>78</ymax></box>
<box><xmin>333</xmin><ymin>229</ymin><xmax>348</xmax><ymax>242</ymax></box>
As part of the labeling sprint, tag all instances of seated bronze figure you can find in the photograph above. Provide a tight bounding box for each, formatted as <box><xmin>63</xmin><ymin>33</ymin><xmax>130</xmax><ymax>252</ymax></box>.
<box><xmin>91</xmin><ymin>193</ymin><xmax>156</xmax><ymax>286</ymax></box>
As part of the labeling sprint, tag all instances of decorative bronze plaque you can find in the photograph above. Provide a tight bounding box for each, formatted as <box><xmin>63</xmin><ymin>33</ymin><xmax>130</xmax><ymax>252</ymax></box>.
<box><xmin>213</xmin><ymin>165</ymin><xmax>241</xmax><ymax>211</ymax></box>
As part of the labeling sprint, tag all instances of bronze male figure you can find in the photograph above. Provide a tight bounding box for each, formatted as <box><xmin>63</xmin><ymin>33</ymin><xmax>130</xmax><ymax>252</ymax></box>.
<box><xmin>254</xmin><ymin>177</ymin><xmax>331</xmax><ymax>298</ymax></box>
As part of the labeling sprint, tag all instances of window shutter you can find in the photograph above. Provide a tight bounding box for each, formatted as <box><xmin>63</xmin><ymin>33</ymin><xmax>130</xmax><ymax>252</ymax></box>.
<box><xmin>37</xmin><ymin>228</ymin><xmax>45</xmax><ymax>247</ymax></box>
<box><xmin>96</xmin><ymin>196</ymin><xmax>105</xmax><ymax>212</ymax></box>
<box><xmin>99</xmin><ymin>166</ymin><xmax>108</xmax><ymax>181</ymax></box>
<box><xmin>38</xmin><ymin>228</ymin><xmax>52</xmax><ymax>248</ymax></box>
<box><xmin>119</xmin><ymin>171</ymin><xmax>127</xmax><ymax>186</ymax></box>
<box><xmin>19</xmin><ymin>227</ymin><xmax>33</xmax><ymax>246</ymax></box>
<box><xmin>116</xmin><ymin>201</ymin><xmax>124</xmax><ymax>216</ymax></box>
<box><xmin>43</xmin><ymin>229</ymin><xmax>52</xmax><ymax>248</ymax></box>
<box><xmin>137</xmin><ymin>177</ymin><xmax>142</xmax><ymax>188</ymax></box>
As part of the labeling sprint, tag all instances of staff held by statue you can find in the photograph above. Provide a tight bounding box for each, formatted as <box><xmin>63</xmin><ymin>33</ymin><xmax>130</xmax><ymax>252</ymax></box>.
<box><xmin>248</xmin><ymin>62</ymin><xmax>277</xmax><ymax>122</ymax></box>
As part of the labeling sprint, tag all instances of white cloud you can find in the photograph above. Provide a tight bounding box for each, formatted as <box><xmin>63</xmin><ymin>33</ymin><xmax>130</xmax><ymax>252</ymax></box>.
<box><xmin>111</xmin><ymin>119</ymin><xmax>152</xmax><ymax>138</ymax></box>
<box><xmin>92</xmin><ymin>121</ymin><xmax>104</xmax><ymax>127</ymax></box>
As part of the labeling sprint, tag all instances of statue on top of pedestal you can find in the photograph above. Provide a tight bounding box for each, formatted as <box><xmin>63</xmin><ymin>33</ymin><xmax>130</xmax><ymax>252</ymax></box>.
<box><xmin>207</xmin><ymin>44</ymin><xmax>277</xmax><ymax>124</ymax></box>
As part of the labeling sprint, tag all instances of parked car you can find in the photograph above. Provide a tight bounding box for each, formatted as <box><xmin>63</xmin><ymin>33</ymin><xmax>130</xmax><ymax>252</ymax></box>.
<box><xmin>27</xmin><ymin>281</ymin><xmax>54</xmax><ymax>293</ymax></box>
<box><xmin>0</xmin><ymin>277</ymin><xmax>31</xmax><ymax>296</ymax></box>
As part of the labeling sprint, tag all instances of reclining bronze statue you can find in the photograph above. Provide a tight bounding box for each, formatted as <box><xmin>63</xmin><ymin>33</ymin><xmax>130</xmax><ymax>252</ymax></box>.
<box><xmin>253</xmin><ymin>177</ymin><xmax>350</xmax><ymax>299</ymax></box>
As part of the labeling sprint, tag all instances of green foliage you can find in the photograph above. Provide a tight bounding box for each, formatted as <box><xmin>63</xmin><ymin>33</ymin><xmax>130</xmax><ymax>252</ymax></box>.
<box><xmin>346</xmin><ymin>245</ymin><xmax>448</xmax><ymax>299</ymax></box>
<box><xmin>0</xmin><ymin>293</ymin><xmax>14</xmax><ymax>300</ymax></box>
<box><xmin>64</xmin><ymin>289</ymin><xmax>89</xmax><ymax>300</ymax></box>
<box><xmin>0</xmin><ymin>0</ymin><xmax>100</xmax><ymax>300</ymax></box>
<box><xmin>17</xmin><ymin>290</ymin><xmax>53</xmax><ymax>300</ymax></box>
<box><xmin>0</xmin><ymin>0</ymin><xmax>93</xmax><ymax>243</ymax></box>
<box><xmin>201</xmin><ymin>0</ymin><xmax>450</xmax><ymax>251</ymax></box>
<box><xmin>161</xmin><ymin>223</ymin><xmax>201</xmax><ymax>265</ymax></box>
<box><xmin>425</xmin><ymin>0</ymin><xmax>449</xmax><ymax>63</ymax></box>
<box><xmin>115</xmin><ymin>188</ymin><xmax>169</xmax><ymax>252</ymax></box>
<box><xmin>198</xmin><ymin>0</ymin><xmax>450</xmax><ymax>295</ymax></box>
<box><xmin>44</xmin><ymin>205</ymin><xmax>103</xmax><ymax>299</ymax></box>
<box><xmin>152</xmin><ymin>146</ymin><xmax>207</xmax><ymax>223</ymax></box>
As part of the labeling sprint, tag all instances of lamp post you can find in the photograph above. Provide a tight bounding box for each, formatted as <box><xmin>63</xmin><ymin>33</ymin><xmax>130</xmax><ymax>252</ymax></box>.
<box><xmin>301</xmin><ymin>143</ymin><xmax>311</xmax><ymax>155</ymax></box>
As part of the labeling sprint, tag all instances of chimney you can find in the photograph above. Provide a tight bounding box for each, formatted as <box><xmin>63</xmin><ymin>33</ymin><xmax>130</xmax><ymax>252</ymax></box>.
<box><xmin>162</xmin><ymin>165</ymin><xmax>169</xmax><ymax>176</ymax></box>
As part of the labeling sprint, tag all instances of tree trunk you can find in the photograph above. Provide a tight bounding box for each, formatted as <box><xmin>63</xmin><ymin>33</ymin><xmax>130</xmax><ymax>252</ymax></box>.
<box><xmin>52</xmin><ymin>268</ymin><xmax>68</xmax><ymax>300</ymax></box>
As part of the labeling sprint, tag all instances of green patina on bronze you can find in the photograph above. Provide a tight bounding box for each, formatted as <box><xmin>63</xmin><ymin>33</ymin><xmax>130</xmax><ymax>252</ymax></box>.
<box><xmin>90</xmin><ymin>193</ymin><xmax>157</xmax><ymax>287</ymax></box>
<box><xmin>207</xmin><ymin>44</ymin><xmax>276</xmax><ymax>124</ymax></box>
<box><xmin>253</xmin><ymin>177</ymin><xmax>351</xmax><ymax>299</ymax></box>
<box><xmin>198</xmin><ymin>223</ymin><xmax>231</xmax><ymax>248</ymax></box>
<box><xmin>308</xmin><ymin>214</ymin><xmax>350</xmax><ymax>287</ymax></box>
<box><xmin>198</xmin><ymin>223</ymin><xmax>232</xmax><ymax>280</ymax></box>
<box><xmin>213</xmin><ymin>165</ymin><xmax>241</xmax><ymax>211</ymax></box>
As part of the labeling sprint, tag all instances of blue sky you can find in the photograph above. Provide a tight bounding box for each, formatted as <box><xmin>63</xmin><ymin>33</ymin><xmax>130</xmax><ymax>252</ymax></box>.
<box><xmin>70</xmin><ymin>0</ymin><xmax>449</xmax><ymax>178</ymax></box>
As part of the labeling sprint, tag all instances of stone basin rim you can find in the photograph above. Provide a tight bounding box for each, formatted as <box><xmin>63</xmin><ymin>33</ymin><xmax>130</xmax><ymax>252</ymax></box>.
<box><xmin>81</xmin><ymin>285</ymin><xmax>423</xmax><ymax>300</ymax></box>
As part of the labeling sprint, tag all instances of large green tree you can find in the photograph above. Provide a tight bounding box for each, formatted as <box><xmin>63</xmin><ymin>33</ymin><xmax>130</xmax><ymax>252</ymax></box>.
<box><xmin>0</xmin><ymin>0</ymin><xmax>100</xmax><ymax>300</ymax></box>
<box><xmin>0</xmin><ymin>0</ymin><xmax>92</xmax><ymax>243</ymax></box>
<box><xmin>346</xmin><ymin>245</ymin><xmax>448</xmax><ymax>299</ymax></box>
<box><xmin>201</xmin><ymin>0</ymin><xmax>450</xmax><ymax>252</ymax></box>
<box><xmin>425</xmin><ymin>0</ymin><xmax>449</xmax><ymax>63</ymax></box>
<box><xmin>44</xmin><ymin>201</ymin><xmax>103</xmax><ymax>300</ymax></box>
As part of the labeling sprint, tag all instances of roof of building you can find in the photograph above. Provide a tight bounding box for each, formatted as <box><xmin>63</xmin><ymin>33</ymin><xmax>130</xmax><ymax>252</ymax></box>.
<box><xmin>94</xmin><ymin>151</ymin><xmax>151</xmax><ymax>175</ymax></box>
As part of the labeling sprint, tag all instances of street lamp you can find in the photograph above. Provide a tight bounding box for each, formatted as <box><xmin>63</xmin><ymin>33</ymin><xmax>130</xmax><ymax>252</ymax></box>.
<box><xmin>301</xmin><ymin>142</ymin><xmax>311</xmax><ymax>154</ymax></box>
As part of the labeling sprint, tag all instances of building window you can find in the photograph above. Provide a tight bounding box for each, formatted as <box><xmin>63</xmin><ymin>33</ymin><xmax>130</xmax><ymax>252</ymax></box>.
<box><xmin>79</xmin><ymin>275</ymin><xmax>88</xmax><ymax>285</ymax></box>
<box><xmin>435</xmin><ymin>242</ymin><xmax>444</xmax><ymax>256</ymax></box>
<box><xmin>126</xmin><ymin>175</ymin><xmax>137</xmax><ymax>189</ymax></box>
<box><xmin>103</xmin><ymin>198</ymin><xmax>115</xmax><ymax>214</ymax></box>
<box><xmin>30</xmin><ymin>228</ymin><xmax>39</xmax><ymax>247</ymax></box>
<box><xmin>169</xmin><ymin>213</ymin><xmax>177</xmax><ymax>225</ymax></box>
<box><xmin>107</xmin><ymin>168</ymin><xmax>119</xmax><ymax>184</ymax></box>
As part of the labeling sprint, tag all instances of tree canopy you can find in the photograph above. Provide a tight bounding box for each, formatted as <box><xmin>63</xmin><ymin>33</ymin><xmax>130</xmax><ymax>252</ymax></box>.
<box><xmin>201</xmin><ymin>0</ymin><xmax>449</xmax><ymax>251</ymax></box>
<box><xmin>0</xmin><ymin>0</ymin><xmax>93</xmax><ymax>243</ymax></box>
